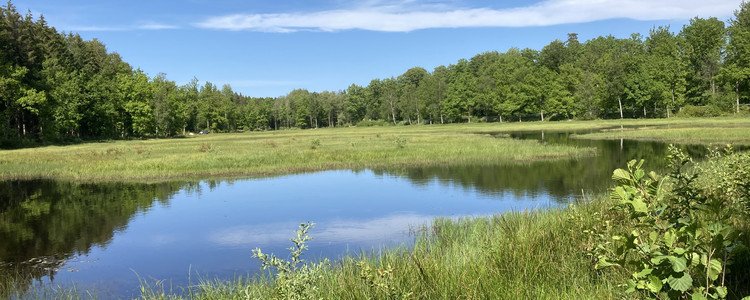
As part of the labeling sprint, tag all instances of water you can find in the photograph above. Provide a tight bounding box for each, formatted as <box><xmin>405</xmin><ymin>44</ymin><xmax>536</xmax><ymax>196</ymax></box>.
<box><xmin>0</xmin><ymin>129</ymin><xmax>710</xmax><ymax>298</ymax></box>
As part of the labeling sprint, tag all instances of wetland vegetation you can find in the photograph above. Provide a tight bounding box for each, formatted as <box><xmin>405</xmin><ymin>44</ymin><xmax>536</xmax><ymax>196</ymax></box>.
<box><xmin>2</xmin><ymin>0</ymin><xmax>750</xmax><ymax>298</ymax></box>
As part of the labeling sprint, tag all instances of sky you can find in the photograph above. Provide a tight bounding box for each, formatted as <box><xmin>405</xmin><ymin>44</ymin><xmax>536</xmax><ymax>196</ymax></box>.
<box><xmin>14</xmin><ymin>0</ymin><xmax>744</xmax><ymax>97</ymax></box>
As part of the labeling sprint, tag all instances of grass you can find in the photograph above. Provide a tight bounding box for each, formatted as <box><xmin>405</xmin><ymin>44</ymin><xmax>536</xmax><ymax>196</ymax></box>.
<box><xmin>574</xmin><ymin>118</ymin><xmax>750</xmax><ymax>145</ymax></box>
<box><xmin>128</xmin><ymin>198</ymin><xmax>626</xmax><ymax>299</ymax></box>
<box><xmin>2</xmin><ymin>118</ymin><xmax>749</xmax><ymax>182</ymax></box>
<box><xmin>0</xmin><ymin>123</ymin><xmax>600</xmax><ymax>182</ymax></box>
<box><xmin>131</xmin><ymin>149</ymin><xmax>750</xmax><ymax>300</ymax></box>
<box><xmin>3</xmin><ymin>117</ymin><xmax>750</xmax><ymax>299</ymax></box>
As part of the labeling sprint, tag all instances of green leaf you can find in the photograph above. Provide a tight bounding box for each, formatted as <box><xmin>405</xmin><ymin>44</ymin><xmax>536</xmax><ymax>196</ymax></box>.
<box><xmin>690</xmin><ymin>253</ymin><xmax>700</xmax><ymax>267</ymax></box>
<box><xmin>632</xmin><ymin>198</ymin><xmax>648</xmax><ymax>213</ymax></box>
<box><xmin>673</xmin><ymin>247</ymin><xmax>685</xmax><ymax>255</ymax></box>
<box><xmin>692</xmin><ymin>293</ymin><xmax>708</xmax><ymax>300</ymax></box>
<box><xmin>635</xmin><ymin>268</ymin><xmax>653</xmax><ymax>278</ymax></box>
<box><xmin>595</xmin><ymin>257</ymin><xmax>619</xmax><ymax>269</ymax></box>
<box><xmin>667</xmin><ymin>273</ymin><xmax>693</xmax><ymax>292</ymax></box>
<box><xmin>716</xmin><ymin>286</ymin><xmax>727</xmax><ymax>298</ymax></box>
<box><xmin>647</xmin><ymin>275</ymin><xmax>663</xmax><ymax>293</ymax></box>
<box><xmin>665</xmin><ymin>231</ymin><xmax>676</xmax><ymax>248</ymax></box>
<box><xmin>652</xmin><ymin>255</ymin><xmax>668</xmax><ymax>265</ymax></box>
<box><xmin>612</xmin><ymin>168</ymin><xmax>631</xmax><ymax>183</ymax></box>
<box><xmin>649</xmin><ymin>231</ymin><xmax>659</xmax><ymax>243</ymax></box>
<box><xmin>634</xmin><ymin>168</ymin><xmax>645</xmax><ymax>181</ymax></box>
<box><xmin>708</xmin><ymin>258</ymin><xmax>723</xmax><ymax>281</ymax></box>
<box><xmin>611</xmin><ymin>186</ymin><xmax>629</xmax><ymax>201</ymax></box>
<box><xmin>668</xmin><ymin>256</ymin><xmax>688</xmax><ymax>272</ymax></box>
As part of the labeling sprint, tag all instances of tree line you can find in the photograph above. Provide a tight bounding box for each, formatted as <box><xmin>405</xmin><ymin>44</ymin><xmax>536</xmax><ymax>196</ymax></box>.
<box><xmin>2</xmin><ymin>1</ymin><xmax>750</xmax><ymax>146</ymax></box>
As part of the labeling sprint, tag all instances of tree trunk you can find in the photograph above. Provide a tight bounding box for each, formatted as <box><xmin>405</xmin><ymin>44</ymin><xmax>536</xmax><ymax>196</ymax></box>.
<box><xmin>618</xmin><ymin>96</ymin><xmax>623</xmax><ymax>119</ymax></box>
<box><xmin>499</xmin><ymin>115</ymin><xmax>503</xmax><ymax>123</ymax></box>
<box><xmin>540</xmin><ymin>109</ymin><xmax>544</xmax><ymax>122</ymax></box>
<box><xmin>667</xmin><ymin>88</ymin><xmax>674</xmax><ymax>119</ymax></box>
<box><xmin>390</xmin><ymin>102</ymin><xmax>397</xmax><ymax>126</ymax></box>
<box><xmin>415</xmin><ymin>98</ymin><xmax>420</xmax><ymax>125</ymax></box>
<box><xmin>643</xmin><ymin>106</ymin><xmax>647</xmax><ymax>118</ymax></box>
<box><xmin>736</xmin><ymin>79</ymin><xmax>741</xmax><ymax>114</ymax></box>
<box><xmin>440</xmin><ymin>114</ymin><xmax>444</xmax><ymax>124</ymax></box>
<box><xmin>711</xmin><ymin>76</ymin><xmax>716</xmax><ymax>95</ymax></box>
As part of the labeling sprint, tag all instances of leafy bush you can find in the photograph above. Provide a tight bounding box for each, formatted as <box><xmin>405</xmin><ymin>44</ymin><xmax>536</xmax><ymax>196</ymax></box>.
<box><xmin>355</xmin><ymin>120</ymin><xmax>390</xmax><ymax>127</ymax></box>
<box><xmin>252</xmin><ymin>222</ymin><xmax>328</xmax><ymax>300</ymax></box>
<box><xmin>677</xmin><ymin>105</ymin><xmax>726</xmax><ymax>117</ymax></box>
<box><xmin>310</xmin><ymin>138</ymin><xmax>321</xmax><ymax>149</ymax></box>
<box><xmin>588</xmin><ymin>146</ymin><xmax>748</xmax><ymax>299</ymax></box>
<box><xmin>394</xmin><ymin>137</ymin><xmax>407</xmax><ymax>149</ymax></box>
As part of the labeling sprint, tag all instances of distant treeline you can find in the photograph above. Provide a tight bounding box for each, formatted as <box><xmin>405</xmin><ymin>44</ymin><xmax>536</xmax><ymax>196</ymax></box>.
<box><xmin>2</xmin><ymin>2</ymin><xmax>750</xmax><ymax>145</ymax></box>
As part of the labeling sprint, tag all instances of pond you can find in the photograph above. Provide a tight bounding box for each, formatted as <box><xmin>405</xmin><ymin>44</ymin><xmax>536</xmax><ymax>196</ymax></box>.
<box><xmin>0</xmin><ymin>129</ymin><xmax>709</xmax><ymax>298</ymax></box>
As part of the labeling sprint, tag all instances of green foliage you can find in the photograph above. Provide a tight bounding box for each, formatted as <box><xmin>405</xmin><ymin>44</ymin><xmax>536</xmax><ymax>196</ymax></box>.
<box><xmin>310</xmin><ymin>138</ymin><xmax>321</xmax><ymax>149</ymax></box>
<box><xmin>251</xmin><ymin>222</ymin><xmax>328</xmax><ymax>300</ymax></box>
<box><xmin>676</xmin><ymin>105</ymin><xmax>727</xmax><ymax>117</ymax></box>
<box><xmin>356</xmin><ymin>261</ymin><xmax>414</xmax><ymax>299</ymax></box>
<box><xmin>394</xmin><ymin>137</ymin><xmax>407</xmax><ymax>149</ymax></box>
<box><xmin>589</xmin><ymin>146</ymin><xmax>746</xmax><ymax>299</ymax></box>
<box><xmin>5</xmin><ymin>0</ymin><xmax>750</xmax><ymax>146</ymax></box>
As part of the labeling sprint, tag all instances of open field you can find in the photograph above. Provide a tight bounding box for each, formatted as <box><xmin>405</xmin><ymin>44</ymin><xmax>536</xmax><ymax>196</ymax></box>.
<box><xmin>2</xmin><ymin>118</ymin><xmax>749</xmax><ymax>182</ymax></box>
<box><xmin>1</xmin><ymin>123</ymin><xmax>594</xmax><ymax>182</ymax></box>
<box><xmin>575</xmin><ymin>119</ymin><xmax>750</xmax><ymax>145</ymax></box>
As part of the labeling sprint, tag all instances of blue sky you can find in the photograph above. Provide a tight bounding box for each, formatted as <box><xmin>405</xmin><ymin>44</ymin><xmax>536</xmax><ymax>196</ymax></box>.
<box><xmin>15</xmin><ymin>0</ymin><xmax>742</xmax><ymax>97</ymax></box>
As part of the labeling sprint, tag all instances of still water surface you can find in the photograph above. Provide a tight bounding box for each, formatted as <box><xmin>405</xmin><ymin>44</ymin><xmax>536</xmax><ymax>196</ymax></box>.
<box><xmin>0</xmin><ymin>129</ymin><xmax>709</xmax><ymax>297</ymax></box>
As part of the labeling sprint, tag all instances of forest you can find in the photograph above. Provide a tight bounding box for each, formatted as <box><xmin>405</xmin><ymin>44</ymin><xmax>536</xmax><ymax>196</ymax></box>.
<box><xmin>2</xmin><ymin>1</ymin><xmax>750</xmax><ymax>147</ymax></box>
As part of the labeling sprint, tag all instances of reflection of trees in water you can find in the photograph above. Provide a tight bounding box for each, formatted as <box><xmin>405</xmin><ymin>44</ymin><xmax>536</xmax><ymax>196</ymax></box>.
<box><xmin>0</xmin><ymin>180</ymin><xmax>199</xmax><ymax>298</ymax></box>
<box><xmin>380</xmin><ymin>132</ymin><xmax>709</xmax><ymax>202</ymax></box>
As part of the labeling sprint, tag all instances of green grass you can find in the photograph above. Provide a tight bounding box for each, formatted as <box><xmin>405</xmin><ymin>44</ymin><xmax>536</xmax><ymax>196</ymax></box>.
<box><xmin>129</xmin><ymin>198</ymin><xmax>626</xmax><ymax>300</ymax></box>
<box><xmin>131</xmin><ymin>149</ymin><xmax>749</xmax><ymax>300</ymax></box>
<box><xmin>0</xmin><ymin>123</ymin><xmax>600</xmax><ymax>182</ymax></box>
<box><xmin>574</xmin><ymin>118</ymin><xmax>750</xmax><ymax>145</ymax></box>
<box><xmin>3</xmin><ymin>118</ymin><xmax>749</xmax><ymax>182</ymax></box>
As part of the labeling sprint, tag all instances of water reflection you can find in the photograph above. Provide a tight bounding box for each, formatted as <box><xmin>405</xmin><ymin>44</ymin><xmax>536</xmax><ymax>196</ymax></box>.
<box><xmin>385</xmin><ymin>130</ymin><xmax>709</xmax><ymax>202</ymax></box>
<box><xmin>0</xmin><ymin>180</ymin><xmax>193</xmax><ymax>297</ymax></box>
<box><xmin>0</xmin><ymin>129</ymin><xmax>713</xmax><ymax>297</ymax></box>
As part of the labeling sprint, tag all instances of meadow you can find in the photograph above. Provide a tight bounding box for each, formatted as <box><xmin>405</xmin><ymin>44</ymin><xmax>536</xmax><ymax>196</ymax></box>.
<box><xmin>3</xmin><ymin>117</ymin><xmax>750</xmax><ymax>299</ymax></box>
<box><xmin>2</xmin><ymin>118</ymin><xmax>749</xmax><ymax>183</ymax></box>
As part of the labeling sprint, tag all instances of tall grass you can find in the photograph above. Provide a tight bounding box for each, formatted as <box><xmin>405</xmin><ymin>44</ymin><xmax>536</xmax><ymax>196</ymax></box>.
<box><xmin>130</xmin><ymin>198</ymin><xmax>629</xmax><ymax>299</ymax></box>
<box><xmin>0</xmin><ymin>123</ymin><xmax>599</xmax><ymax>182</ymax></box>
<box><xmin>3</xmin><ymin>118</ymin><xmax>748</xmax><ymax>182</ymax></box>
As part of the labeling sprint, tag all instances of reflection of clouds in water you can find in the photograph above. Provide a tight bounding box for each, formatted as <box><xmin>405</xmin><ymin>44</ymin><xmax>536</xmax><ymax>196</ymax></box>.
<box><xmin>147</xmin><ymin>234</ymin><xmax>178</xmax><ymax>247</ymax></box>
<box><xmin>207</xmin><ymin>213</ymin><xmax>435</xmax><ymax>248</ymax></box>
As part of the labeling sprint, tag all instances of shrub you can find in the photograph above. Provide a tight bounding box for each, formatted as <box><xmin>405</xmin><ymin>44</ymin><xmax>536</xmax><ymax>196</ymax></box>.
<box><xmin>252</xmin><ymin>222</ymin><xmax>328</xmax><ymax>300</ymax></box>
<box><xmin>588</xmin><ymin>146</ymin><xmax>748</xmax><ymax>299</ymax></box>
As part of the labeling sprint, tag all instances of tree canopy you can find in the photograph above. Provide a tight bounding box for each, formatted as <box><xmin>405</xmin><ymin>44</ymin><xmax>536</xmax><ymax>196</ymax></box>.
<box><xmin>1</xmin><ymin>1</ymin><xmax>748</xmax><ymax>147</ymax></box>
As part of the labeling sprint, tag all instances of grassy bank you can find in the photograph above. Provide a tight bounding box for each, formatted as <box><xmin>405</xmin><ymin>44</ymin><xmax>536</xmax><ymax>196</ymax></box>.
<box><xmin>132</xmin><ymin>148</ymin><xmax>748</xmax><ymax>300</ymax></box>
<box><xmin>178</xmin><ymin>201</ymin><xmax>629</xmax><ymax>299</ymax></box>
<box><xmin>2</xmin><ymin>118</ymin><xmax>749</xmax><ymax>182</ymax></box>
<box><xmin>574</xmin><ymin>118</ymin><xmax>750</xmax><ymax>145</ymax></box>
<box><xmin>1</xmin><ymin>123</ymin><xmax>597</xmax><ymax>182</ymax></box>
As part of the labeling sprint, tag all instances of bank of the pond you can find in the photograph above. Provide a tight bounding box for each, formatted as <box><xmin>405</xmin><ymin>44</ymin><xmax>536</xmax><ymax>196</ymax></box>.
<box><xmin>2</xmin><ymin>118</ymin><xmax>749</xmax><ymax>182</ymax></box>
<box><xmin>0</xmin><ymin>123</ymin><xmax>597</xmax><ymax>182</ymax></box>
<box><xmin>575</xmin><ymin>125</ymin><xmax>750</xmax><ymax>145</ymax></box>
<box><xmin>133</xmin><ymin>150</ymin><xmax>750</xmax><ymax>300</ymax></box>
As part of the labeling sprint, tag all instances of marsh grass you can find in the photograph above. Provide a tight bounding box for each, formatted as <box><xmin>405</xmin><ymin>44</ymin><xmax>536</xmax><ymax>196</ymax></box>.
<box><xmin>132</xmin><ymin>198</ymin><xmax>631</xmax><ymax>299</ymax></box>
<box><xmin>0</xmin><ymin>123</ymin><xmax>602</xmax><ymax>182</ymax></box>
<box><xmin>4</xmin><ymin>118</ymin><xmax>748</xmax><ymax>182</ymax></box>
<box><xmin>574</xmin><ymin>118</ymin><xmax>750</xmax><ymax>145</ymax></box>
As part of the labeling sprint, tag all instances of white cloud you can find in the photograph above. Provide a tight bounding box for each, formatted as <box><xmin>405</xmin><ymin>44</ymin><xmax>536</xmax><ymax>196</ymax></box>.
<box><xmin>194</xmin><ymin>0</ymin><xmax>741</xmax><ymax>32</ymax></box>
<box><xmin>207</xmin><ymin>213</ymin><xmax>437</xmax><ymax>248</ymax></box>
<box><xmin>137</xmin><ymin>22</ymin><xmax>181</xmax><ymax>30</ymax></box>
<box><xmin>67</xmin><ymin>22</ymin><xmax>179</xmax><ymax>32</ymax></box>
